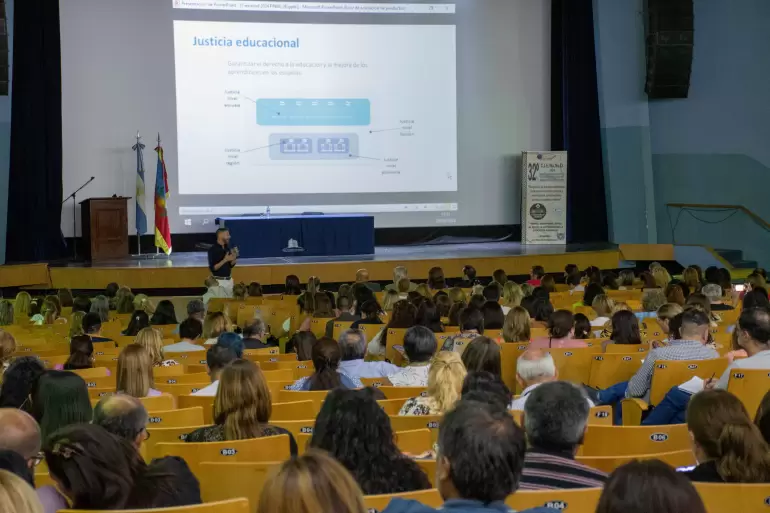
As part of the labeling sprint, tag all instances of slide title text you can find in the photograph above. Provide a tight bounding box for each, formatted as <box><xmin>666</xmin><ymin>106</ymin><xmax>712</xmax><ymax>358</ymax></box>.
<box><xmin>192</xmin><ymin>36</ymin><xmax>300</xmax><ymax>48</ymax></box>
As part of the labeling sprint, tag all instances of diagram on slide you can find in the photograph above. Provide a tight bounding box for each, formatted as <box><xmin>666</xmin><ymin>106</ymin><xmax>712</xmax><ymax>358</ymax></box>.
<box><xmin>174</xmin><ymin>21</ymin><xmax>457</xmax><ymax>195</ymax></box>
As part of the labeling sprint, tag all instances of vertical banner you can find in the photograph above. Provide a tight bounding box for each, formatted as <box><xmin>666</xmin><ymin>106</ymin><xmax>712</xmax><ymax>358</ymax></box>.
<box><xmin>521</xmin><ymin>151</ymin><xmax>568</xmax><ymax>244</ymax></box>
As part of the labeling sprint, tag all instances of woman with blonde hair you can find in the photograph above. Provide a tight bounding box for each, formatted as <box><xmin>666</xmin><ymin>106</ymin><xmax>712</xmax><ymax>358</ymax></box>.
<box><xmin>185</xmin><ymin>359</ymin><xmax>298</xmax><ymax>454</ymax></box>
<box><xmin>590</xmin><ymin>294</ymin><xmax>615</xmax><ymax>327</ymax></box>
<box><xmin>14</xmin><ymin>292</ymin><xmax>31</xmax><ymax>320</ymax></box>
<box><xmin>133</xmin><ymin>294</ymin><xmax>155</xmax><ymax>315</ymax></box>
<box><xmin>0</xmin><ymin>330</ymin><xmax>16</xmax><ymax>378</ymax></box>
<box><xmin>202</xmin><ymin>311</ymin><xmax>229</xmax><ymax>345</ymax></box>
<box><xmin>501</xmin><ymin>282</ymin><xmax>524</xmax><ymax>309</ymax></box>
<box><xmin>502</xmin><ymin>306</ymin><xmax>531</xmax><ymax>343</ymax></box>
<box><xmin>685</xmin><ymin>389</ymin><xmax>770</xmax><ymax>483</ymax></box>
<box><xmin>0</xmin><ymin>469</ymin><xmax>44</xmax><ymax>513</ymax></box>
<box><xmin>415</xmin><ymin>283</ymin><xmax>431</xmax><ymax>298</ymax></box>
<box><xmin>652</xmin><ymin>267</ymin><xmax>672</xmax><ymax>289</ymax></box>
<box><xmin>258</xmin><ymin>451</ymin><xmax>366</xmax><ymax>513</ymax></box>
<box><xmin>683</xmin><ymin>267</ymin><xmax>701</xmax><ymax>293</ymax></box>
<box><xmin>135</xmin><ymin>327</ymin><xmax>178</xmax><ymax>367</ymax></box>
<box><xmin>656</xmin><ymin>302</ymin><xmax>684</xmax><ymax>336</ymax></box>
<box><xmin>89</xmin><ymin>295</ymin><xmax>110</xmax><ymax>323</ymax></box>
<box><xmin>115</xmin><ymin>287</ymin><xmax>135</xmax><ymax>314</ymax></box>
<box><xmin>116</xmin><ymin>344</ymin><xmax>161</xmax><ymax>397</ymax></box>
<box><xmin>33</xmin><ymin>300</ymin><xmax>58</xmax><ymax>326</ymax></box>
<box><xmin>398</xmin><ymin>351</ymin><xmax>467</xmax><ymax>416</ymax></box>
<box><xmin>232</xmin><ymin>282</ymin><xmax>248</xmax><ymax>300</ymax></box>
<box><xmin>0</xmin><ymin>300</ymin><xmax>13</xmax><ymax>326</ymax></box>
<box><xmin>382</xmin><ymin>289</ymin><xmax>400</xmax><ymax>313</ymax></box>
<box><xmin>68</xmin><ymin>311</ymin><xmax>86</xmax><ymax>338</ymax></box>
<box><xmin>447</xmin><ymin>287</ymin><xmax>467</xmax><ymax>305</ymax></box>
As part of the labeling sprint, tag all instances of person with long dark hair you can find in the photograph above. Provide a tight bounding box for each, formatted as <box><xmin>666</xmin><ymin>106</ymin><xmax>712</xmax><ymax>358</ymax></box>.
<box><xmin>602</xmin><ymin>310</ymin><xmax>643</xmax><ymax>351</ymax></box>
<box><xmin>0</xmin><ymin>357</ymin><xmax>45</xmax><ymax>414</ymax></box>
<box><xmin>286</xmin><ymin>338</ymin><xmax>362</xmax><ymax>391</ymax></box>
<box><xmin>461</xmin><ymin>336</ymin><xmax>501</xmax><ymax>377</ymax></box>
<box><xmin>62</xmin><ymin>336</ymin><xmax>94</xmax><ymax>371</ymax></box>
<box><xmin>309</xmin><ymin>388</ymin><xmax>431</xmax><ymax>495</ymax></box>
<box><xmin>122</xmin><ymin>311</ymin><xmax>150</xmax><ymax>336</ymax></box>
<box><xmin>284</xmin><ymin>275</ymin><xmax>302</xmax><ymax>296</ymax></box>
<box><xmin>415</xmin><ymin>298</ymin><xmax>443</xmax><ymax>333</ymax></box>
<box><xmin>149</xmin><ymin>300</ymin><xmax>178</xmax><ymax>326</ymax></box>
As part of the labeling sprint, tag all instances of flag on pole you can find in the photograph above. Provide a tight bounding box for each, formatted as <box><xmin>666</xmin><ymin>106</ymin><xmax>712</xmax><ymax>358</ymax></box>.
<box><xmin>154</xmin><ymin>136</ymin><xmax>172</xmax><ymax>255</ymax></box>
<box><xmin>133</xmin><ymin>135</ymin><xmax>148</xmax><ymax>235</ymax></box>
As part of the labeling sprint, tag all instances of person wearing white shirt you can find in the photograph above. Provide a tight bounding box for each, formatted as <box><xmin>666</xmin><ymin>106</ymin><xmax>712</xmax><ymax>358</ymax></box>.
<box><xmin>162</xmin><ymin>319</ymin><xmax>205</xmax><ymax>353</ymax></box>
<box><xmin>202</xmin><ymin>276</ymin><xmax>229</xmax><ymax>306</ymax></box>
<box><xmin>338</xmin><ymin>329</ymin><xmax>399</xmax><ymax>379</ymax></box>
<box><xmin>387</xmin><ymin>326</ymin><xmax>436</xmax><ymax>387</ymax></box>
<box><xmin>191</xmin><ymin>344</ymin><xmax>238</xmax><ymax>396</ymax></box>
<box><xmin>510</xmin><ymin>349</ymin><xmax>594</xmax><ymax>411</ymax></box>
<box><xmin>590</xmin><ymin>294</ymin><xmax>613</xmax><ymax>328</ymax></box>
<box><xmin>711</xmin><ymin>307</ymin><xmax>770</xmax><ymax>390</ymax></box>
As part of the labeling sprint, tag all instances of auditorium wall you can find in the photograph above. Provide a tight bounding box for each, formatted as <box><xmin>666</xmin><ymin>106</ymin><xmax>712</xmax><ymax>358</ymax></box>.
<box><xmin>0</xmin><ymin>0</ymin><xmax>13</xmax><ymax>266</ymax></box>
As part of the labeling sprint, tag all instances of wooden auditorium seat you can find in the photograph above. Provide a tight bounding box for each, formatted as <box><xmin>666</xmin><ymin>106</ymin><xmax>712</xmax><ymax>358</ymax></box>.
<box><xmin>580</xmin><ymin>424</ymin><xmax>691</xmax><ymax>457</ymax></box>
<box><xmin>575</xmin><ymin>449</ymin><xmax>696</xmax><ymax>474</ymax></box>
<box><xmin>60</xmin><ymin>498</ymin><xmax>250</xmax><ymax>513</ymax></box>
<box><xmin>145</xmin><ymin>407</ymin><xmax>204</xmax><ymax>428</ymax></box>
<box><xmin>198</xmin><ymin>462</ymin><xmax>282</xmax><ymax>511</ymax></box>
<box><xmin>155</xmin><ymin>434</ymin><xmax>292</xmax><ymax>473</ymax></box>
<box><xmin>363</xmin><ymin>489</ymin><xmax>443</xmax><ymax>513</ymax></box>
<box><xmin>506</xmin><ymin>488</ymin><xmax>602</xmax><ymax>513</ymax></box>
<box><xmin>726</xmin><ymin>368</ymin><xmax>770</xmax><ymax>416</ymax></box>
<box><xmin>695</xmin><ymin>482</ymin><xmax>770</xmax><ymax>513</ymax></box>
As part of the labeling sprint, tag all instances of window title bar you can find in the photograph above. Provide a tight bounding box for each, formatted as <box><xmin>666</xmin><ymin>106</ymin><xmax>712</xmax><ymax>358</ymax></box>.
<box><xmin>172</xmin><ymin>1</ymin><xmax>455</xmax><ymax>14</ymax></box>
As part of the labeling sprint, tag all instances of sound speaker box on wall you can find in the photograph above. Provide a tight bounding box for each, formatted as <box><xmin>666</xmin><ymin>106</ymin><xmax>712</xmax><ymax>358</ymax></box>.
<box><xmin>645</xmin><ymin>0</ymin><xmax>693</xmax><ymax>99</ymax></box>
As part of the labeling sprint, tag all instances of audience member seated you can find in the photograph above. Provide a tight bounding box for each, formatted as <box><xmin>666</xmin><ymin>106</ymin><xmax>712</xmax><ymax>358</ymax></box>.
<box><xmin>743</xmin><ymin>287</ymin><xmax>770</xmax><ymax>310</ymax></box>
<box><xmin>461</xmin><ymin>371</ymin><xmax>513</xmax><ymax>412</ymax></box>
<box><xmin>298</xmin><ymin>293</ymin><xmax>336</xmax><ymax>332</ymax></box>
<box><xmin>384</xmin><ymin>401</ymin><xmax>552</xmax><ymax>513</ymax></box>
<box><xmin>116</xmin><ymin>344</ymin><xmax>161</xmax><ymax>398</ymax></box>
<box><xmin>595</xmin><ymin>460</ymin><xmax>707</xmax><ymax>513</ymax></box>
<box><xmin>191</xmin><ymin>345</ymin><xmax>239</xmax><ymax>397</ymax></box>
<box><xmin>712</xmin><ymin>307</ymin><xmax>770</xmax><ymax>389</ymax></box>
<box><xmin>652</xmin><ymin>267</ymin><xmax>672</xmax><ymax>289</ymax></box>
<box><xmin>0</xmin><ymin>409</ymin><xmax>42</xmax><ymax>471</ymax></box>
<box><xmin>185</xmin><ymin>299</ymin><xmax>205</xmax><ymax>323</ymax></box>
<box><xmin>258</xmin><ymin>450</ymin><xmax>367</xmax><ymax>513</ymax></box>
<box><xmin>241</xmin><ymin>317</ymin><xmax>275</xmax><ymax>349</ymax></box>
<box><xmin>285</xmin><ymin>331</ymin><xmax>316</xmax><ymax>362</ymax></box>
<box><xmin>528</xmin><ymin>298</ymin><xmax>554</xmax><ymax>328</ymax></box>
<box><xmin>601</xmin><ymin>272</ymin><xmax>619</xmax><ymax>291</ymax></box>
<box><xmin>287</xmin><ymin>337</ymin><xmax>363</xmax><ymax>391</ymax></box>
<box><xmin>530</xmin><ymin>310</ymin><xmax>587</xmax><ymax>349</ymax></box>
<box><xmin>480</xmin><ymin>301</ymin><xmax>505</xmax><ymax>331</ymax></box>
<box><xmin>185</xmin><ymin>359</ymin><xmax>298</xmax><ymax>454</ymax></box>
<box><xmin>45</xmin><ymin>423</ymin><xmax>200</xmax><ymax>511</ymax></box>
<box><xmin>0</xmin><ymin>450</ymin><xmax>34</xmax><ymax>487</ymax></box>
<box><xmin>428</xmin><ymin>266</ymin><xmax>448</xmax><ymax>291</ymax></box>
<box><xmin>93</xmin><ymin>395</ymin><xmax>149</xmax><ymax>449</ymax></box>
<box><xmin>202</xmin><ymin>311</ymin><xmax>229</xmax><ymax>345</ymax></box>
<box><xmin>163</xmin><ymin>318</ymin><xmax>204</xmax><ymax>352</ymax></box>
<box><xmin>14</xmin><ymin>291</ymin><xmax>32</xmax><ymax>319</ymax></box>
<box><xmin>468</xmin><ymin>293</ymin><xmax>486</xmax><ymax>310</ymax></box>
<box><xmin>520</xmin><ymin>381</ymin><xmax>606</xmax><ymax>489</ymax></box>
<box><xmin>338</xmin><ymin>329</ymin><xmax>398</xmax><ymax>379</ymax></box>
<box><xmin>61</xmin><ymin>335</ymin><xmax>94</xmax><ymax>371</ymax></box>
<box><xmin>202</xmin><ymin>276</ymin><xmax>228</xmax><ymax>306</ymax></box>
<box><xmin>482</xmin><ymin>284</ymin><xmax>501</xmax><ymax>303</ymax></box>
<box><xmin>0</xmin><ymin>357</ymin><xmax>45</xmax><ymax>413</ymax></box>
<box><xmin>135</xmin><ymin>327</ymin><xmax>179</xmax><ymax>366</ymax></box>
<box><xmin>664</xmin><ymin>283</ymin><xmax>686</xmax><ymax>307</ymax></box>
<box><xmin>526</xmin><ymin>265</ymin><xmax>544</xmax><ymax>286</ymax></box>
<box><xmin>702</xmin><ymin>283</ymin><xmax>733</xmax><ymax>311</ymax></box>
<box><xmin>114</xmin><ymin>288</ymin><xmax>135</xmax><ymax>315</ymax></box>
<box><xmin>355</xmin><ymin>268</ymin><xmax>381</xmax><ymax>292</ymax></box>
<box><xmin>656</xmin><ymin>303</ymin><xmax>684</xmax><ymax>338</ymax></box>
<box><xmin>89</xmin><ymin>295</ymin><xmax>110</xmax><ymax>323</ymax></box>
<box><xmin>350</xmin><ymin>300</ymin><xmax>385</xmax><ymax>330</ymax></box>
<box><xmin>416</xmin><ymin>299</ymin><xmax>443</xmax><ymax>333</ymax></box>
<box><xmin>501</xmin><ymin>282</ymin><xmax>524</xmax><ymax>311</ymax></box>
<box><xmin>382</xmin><ymin>290</ymin><xmax>400</xmax><ymax>312</ymax></box>
<box><xmin>756</xmin><ymin>390</ymin><xmax>770</xmax><ymax>444</ymax></box>
<box><xmin>446</xmin><ymin>302</ymin><xmax>464</xmax><ymax>327</ymax></box>
<box><xmin>282</xmin><ymin>274</ymin><xmax>301</xmax><ymax>296</ymax></box>
<box><xmin>122</xmin><ymin>310</ymin><xmax>150</xmax><ymax>336</ymax></box>
<box><xmin>597</xmin><ymin>310</ymin><xmax>718</xmax><ymax>406</ymax></box>
<box><xmin>232</xmin><ymin>282</ymin><xmax>248</xmax><ymax>301</ymax></box>
<box><xmin>0</xmin><ymin>301</ymin><xmax>13</xmax><ymax>327</ymax></box>
<box><xmin>83</xmin><ymin>312</ymin><xmax>113</xmax><ymax>343</ymax></box>
<box><xmin>399</xmin><ymin>351</ymin><xmax>466</xmax><ymax>416</ymax></box>
<box><xmin>387</xmin><ymin>326</ymin><xmax>436</xmax><ymax>386</ymax></box>
<box><xmin>149</xmin><ymin>300</ymin><xmax>178</xmax><ymax>326</ymax></box>
<box><xmin>383</xmin><ymin>266</ymin><xmax>415</xmax><ymax>293</ymax></box>
<box><xmin>686</xmin><ymin>292</ymin><xmax>721</xmax><ymax>325</ymax></box>
<box><xmin>0</xmin><ymin>469</ymin><xmax>44</xmax><ymax>513</ymax></box>
<box><xmin>511</xmin><ymin>350</ymin><xmax>557</xmax><ymax>410</ymax></box>
<box><xmin>461</xmin><ymin>337</ymin><xmax>501</xmax><ymax>377</ymax></box>
<box><xmin>572</xmin><ymin>313</ymin><xmax>592</xmax><ymax>340</ymax></box>
<box><xmin>442</xmin><ymin>306</ymin><xmax>485</xmax><ymax>352</ymax></box>
<box><xmin>540</xmin><ymin>275</ymin><xmax>557</xmax><ymax>294</ymax></box>
<box><xmin>456</xmin><ymin>264</ymin><xmax>477</xmax><ymax>288</ymax></box>
<box><xmin>590</xmin><ymin>294</ymin><xmax>614</xmax><ymax>327</ymax></box>
<box><xmin>32</xmin><ymin>371</ymin><xmax>92</xmax><ymax>441</ymax></box>
<box><xmin>684</xmin><ymin>389</ymin><xmax>770</xmax><ymax>483</ymax></box>
<box><xmin>366</xmin><ymin>300</ymin><xmax>416</xmax><ymax>361</ymax></box>
<box><xmin>602</xmin><ymin>310</ymin><xmax>643</xmax><ymax>351</ymax></box>
<box><xmin>502</xmin><ymin>306</ymin><xmax>531</xmax><ymax>343</ymax></box>
<box><xmin>309</xmin><ymin>388</ymin><xmax>431</xmax><ymax>493</ymax></box>
<box><xmin>448</xmin><ymin>287</ymin><xmax>467</xmax><ymax>305</ymax></box>
<box><xmin>325</xmin><ymin>294</ymin><xmax>360</xmax><ymax>338</ymax></box>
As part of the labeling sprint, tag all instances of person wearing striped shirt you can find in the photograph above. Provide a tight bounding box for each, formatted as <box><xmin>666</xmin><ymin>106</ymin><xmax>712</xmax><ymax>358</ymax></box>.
<box><xmin>520</xmin><ymin>381</ymin><xmax>607</xmax><ymax>490</ymax></box>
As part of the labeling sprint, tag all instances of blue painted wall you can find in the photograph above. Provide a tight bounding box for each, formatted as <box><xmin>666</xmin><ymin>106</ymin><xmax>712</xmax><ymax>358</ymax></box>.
<box><xmin>0</xmin><ymin>0</ymin><xmax>12</xmax><ymax>265</ymax></box>
<box><xmin>650</xmin><ymin>0</ymin><xmax>770</xmax><ymax>267</ymax></box>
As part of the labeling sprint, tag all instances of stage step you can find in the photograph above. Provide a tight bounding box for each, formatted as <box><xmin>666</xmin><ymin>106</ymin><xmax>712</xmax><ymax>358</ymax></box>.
<box><xmin>715</xmin><ymin>248</ymin><xmax>758</xmax><ymax>270</ymax></box>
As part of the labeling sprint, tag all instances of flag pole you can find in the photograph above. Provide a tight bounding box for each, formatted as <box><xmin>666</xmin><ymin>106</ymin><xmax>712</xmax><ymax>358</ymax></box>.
<box><xmin>156</xmin><ymin>133</ymin><xmax>161</xmax><ymax>258</ymax></box>
<box><xmin>131</xmin><ymin>131</ymin><xmax>149</xmax><ymax>259</ymax></box>
<box><xmin>136</xmin><ymin>131</ymin><xmax>142</xmax><ymax>256</ymax></box>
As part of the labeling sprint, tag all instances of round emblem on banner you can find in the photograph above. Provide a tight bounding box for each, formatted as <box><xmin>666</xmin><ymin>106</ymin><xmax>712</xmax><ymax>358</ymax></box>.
<box><xmin>529</xmin><ymin>203</ymin><xmax>547</xmax><ymax>220</ymax></box>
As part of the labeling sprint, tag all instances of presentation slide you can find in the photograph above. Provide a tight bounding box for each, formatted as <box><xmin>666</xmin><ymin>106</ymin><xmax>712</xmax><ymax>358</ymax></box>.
<box><xmin>174</xmin><ymin>21</ymin><xmax>457</xmax><ymax>195</ymax></box>
<box><xmin>59</xmin><ymin>0</ymin><xmax>551</xmax><ymax>235</ymax></box>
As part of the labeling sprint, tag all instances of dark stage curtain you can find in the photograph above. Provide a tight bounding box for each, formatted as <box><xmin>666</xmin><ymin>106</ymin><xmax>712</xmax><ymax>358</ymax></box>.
<box><xmin>551</xmin><ymin>0</ymin><xmax>608</xmax><ymax>243</ymax></box>
<box><xmin>5</xmin><ymin>0</ymin><xmax>66</xmax><ymax>262</ymax></box>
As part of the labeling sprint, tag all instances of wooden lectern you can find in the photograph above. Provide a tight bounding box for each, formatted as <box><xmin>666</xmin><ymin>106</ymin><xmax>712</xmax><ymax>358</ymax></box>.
<box><xmin>80</xmin><ymin>197</ymin><xmax>129</xmax><ymax>261</ymax></box>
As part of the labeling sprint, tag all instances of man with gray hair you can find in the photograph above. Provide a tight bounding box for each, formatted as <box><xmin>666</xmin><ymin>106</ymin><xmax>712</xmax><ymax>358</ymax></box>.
<box><xmin>702</xmin><ymin>283</ymin><xmax>734</xmax><ymax>311</ymax></box>
<box><xmin>337</xmin><ymin>329</ymin><xmax>399</xmax><ymax>379</ymax></box>
<box><xmin>384</xmin><ymin>265</ymin><xmax>417</xmax><ymax>293</ymax></box>
<box><xmin>92</xmin><ymin>395</ymin><xmax>149</xmax><ymax>449</ymax></box>
<box><xmin>520</xmin><ymin>381</ymin><xmax>607</xmax><ymax>490</ymax></box>
<box><xmin>510</xmin><ymin>350</ymin><xmax>565</xmax><ymax>410</ymax></box>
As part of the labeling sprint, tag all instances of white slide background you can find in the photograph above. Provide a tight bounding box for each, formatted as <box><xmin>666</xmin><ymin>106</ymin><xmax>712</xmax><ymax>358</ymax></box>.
<box><xmin>174</xmin><ymin>21</ymin><xmax>457</xmax><ymax>195</ymax></box>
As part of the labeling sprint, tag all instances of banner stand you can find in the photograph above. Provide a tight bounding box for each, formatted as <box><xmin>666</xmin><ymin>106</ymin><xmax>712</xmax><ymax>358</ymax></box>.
<box><xmin>521</xmin><ymin>151</ymin><xmax>568</xmax><ymax>245</ymax></box>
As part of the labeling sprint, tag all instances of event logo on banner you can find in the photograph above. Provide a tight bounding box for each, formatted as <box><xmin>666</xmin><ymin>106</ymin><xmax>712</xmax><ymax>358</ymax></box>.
<box><xmin>521</xmin><ymin>151</ymin><xmax>568</xmax><ymax>245</ymax></box>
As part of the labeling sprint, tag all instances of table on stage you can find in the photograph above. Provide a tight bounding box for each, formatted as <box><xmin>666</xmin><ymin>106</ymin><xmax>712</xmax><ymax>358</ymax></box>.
<box><xmin>215</xmin><ymin>214</ymin><xmax>375</xmax><ymax>259</ymax></box>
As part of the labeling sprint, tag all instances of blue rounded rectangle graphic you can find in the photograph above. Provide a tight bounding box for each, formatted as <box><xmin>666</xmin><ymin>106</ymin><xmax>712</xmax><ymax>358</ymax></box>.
<box><xmin>257</xmin><ymin>99</ymin><xmax>371</xmax><ymax>126</ymax></box>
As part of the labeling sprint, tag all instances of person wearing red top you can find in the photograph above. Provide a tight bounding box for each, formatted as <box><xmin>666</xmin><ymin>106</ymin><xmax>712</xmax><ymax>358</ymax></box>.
<box><xmin>526</xmin><ymin>265</ymin><xmax>545</xmax><ymax>287</ymax></box>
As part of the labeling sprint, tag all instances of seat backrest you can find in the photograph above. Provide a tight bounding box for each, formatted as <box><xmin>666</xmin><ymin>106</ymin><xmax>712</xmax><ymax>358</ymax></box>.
<box><xmin>309</xmin><ymin>317</ymin><xmax>335</xmax><ymax>338</ymax></box>
<box><xmin>603</xmin><ymin>343</ymin><xmax>649</xmax><ymax>354</ymax></box>
<box><xmin>389</xmin><ymin>415</ymin><xmax>443</xmax><ymax>443</ymax></box>
<box><xmin>588</xmin><ymin>405</ymin><xmax>614</xmax><ymax>426</ymax></box>
<box><xmin>198</xmin><ymin>462</ymin><xmax>282</xmax><ymax>512</ymax></box>
<box><xmin>395</xmin><ymin>429</ymin><xmax>433</xmax><ymax>455</ymax></box>
<box><xmin>259</xmin><ymin>368</ymin><xmax>294</xmax><ymax>381</ymax></box>
<box><xmin>363</xmin><ymin>489</ymin><xmax>443</xmax><ymax>513</ymax></box>
<box><xmin>271</xmin><ymin>400</ymin><xmax>318</xmax><ymax>421</ymax></box>
<box><xmin>378</xmin><ymin>386</ymin><xmax>427</xmax><ymax>400</ymax></box>
<box><xmin>695</xmin><ymin>482</ymin><xmax>770</xmax><ymax>513</ymax></box>
<box><xmin>87</xmin><ymin>387</ymin><xmax>116</xmax><ymax>400</ymax></box>
<box><xmin>276</xmin><ymin>389</ymin><xmax>330</xmax><ymax>409</ymax></box>
<box><xmin>81</xmin><ymin>375</ymin><xmax>116</xmax><ymax>389</ymax></box>
<box><xmin>505</xmin><ymin>488</ymin><xmax>602</xmax><ymax>512</ymax></box>
<box><xmin>361</xmin><ymin>377</ymin><xmax>393</xmax><ymax>388</ymax></box>
<box><xmin>154</xmin><ymin>365</ymin><xmax>188</xmax><ymax>377</ymax></box>
<box><xmin>143</xmin><ymin>425</ymin><xmax>207</xmax><ymax>461</ymax></box>
<box><xmin>581</xmin><ymin>424</ymin><xmax>691</xmax><ymax>457</ymax></box>
<box><xmin>71</xmin><ymin>367</ymin><xmax>111</xmax><ymax>379</ymax></box>
<box><xmin>178</xmin><ymin>395</ymin><xmax>215</xmax><ymax>424</ymax></box>
<box><xmin>727</xmin><ymin>368</ymin><xmax>770</xmax><ymax>416</ymax></box>
<box><xmin>146</xmin><ymin>407</ymin><xmax>204</xmax><ymax>428</ymax></box>
<box><xmin>588</xmin><ymin>353</ymin><xmax>646</xmax><ymax>389</ymax></box>
<box><xmin>156</xmin><ymin>434</ymin><xmax>292</xmax><ymax>473</ymax></box>
<box><xmin>158</xmin><ymin>372</ymin><xmax>211</xmax><ymax>385</ymax></box>
<box><xmin>332</xmin><ymin>321</ymin><xmax>355</xmax><ymax>340</ymax></box>
<box><xmin>377</xmin><ymin>398</ymin><xmax>407</xmax><ymax>416</ymax></box>
<box><xmin>164</xmin><ymin>351</ymin><xmax>208</xmax><ymax>364</ymax></box>
<box><xmin>269</xmin><ymin>419</ymin><xmax>315</xmax><ymax>440</ymax></box>
<box><xmin>547</xmin><ymin>347</ymin><xmax>602</xmax><ymax>385</ymax></box>
<box><xmin>60</xmin><ymin>498</ymin><xmax>249</xmax><ymax>513</ymax></box>
<box><xmin>649</xmin><ymin>358</ymin><xmax>728</xmax><ymax>405</ymax></box>
<box><xmin>416</xmin><ymin>460</ymin><xmax>437</xmax><ymax>486</ymax></box>
<box><xmin>384</xmin><ymin>328</ymin><xmax>408</xmax><ymax>362</ymax></box>
<box><xmin>139</xmin><ymin>393</ymin><xmax>175</xmax><ymax>412</ymax></box>
<box><xmin>154</xmin><ymin>382</ymin><xmax>209</xmax><ymax>397</ymax></box>
<box><xmin>576</xmin><ymin>449</ymin><xmax>696</xmax><ymax>474</ymax></box>
<box><xmin>500</xmin><ymin>343</ymin><xmax>530</xmax><ymax>393</ymax></box>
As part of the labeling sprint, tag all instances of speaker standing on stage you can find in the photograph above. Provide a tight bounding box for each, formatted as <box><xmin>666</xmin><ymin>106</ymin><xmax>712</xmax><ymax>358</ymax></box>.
<box><xmin>208</xmin><ymin>228</ymin><xmax>238</xmax><ymax>297</ymax></box>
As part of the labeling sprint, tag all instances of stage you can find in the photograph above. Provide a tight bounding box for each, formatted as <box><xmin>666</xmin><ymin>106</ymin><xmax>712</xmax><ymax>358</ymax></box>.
<box><xmin>0</xmin><ymin>242</ymin><xmax>676</xmax><ymax>291</ymax></box>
